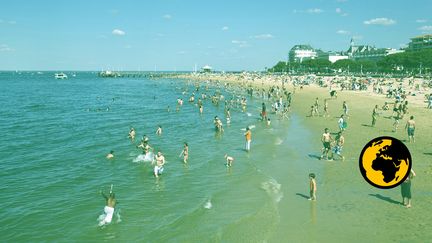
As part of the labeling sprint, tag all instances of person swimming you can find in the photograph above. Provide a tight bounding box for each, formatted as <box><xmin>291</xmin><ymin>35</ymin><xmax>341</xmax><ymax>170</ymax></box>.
<box><xmin>106</xmin><ymin>150</ymin><xmax>114</xmax><ymax>159</ymax></box>
<box><xmin>156</xmin><ymin>125</ymin><xmax>162</xmax><ymax>136</ymax></box>
<box><xmin>128</xmin><ymin>127</ymin><xmax>135</xmax><ymax>141</ymax></box>
<box><xmin>99</xmin><ymin>185</ymin><xmax>116</xmax><ymax>226</ymax></box>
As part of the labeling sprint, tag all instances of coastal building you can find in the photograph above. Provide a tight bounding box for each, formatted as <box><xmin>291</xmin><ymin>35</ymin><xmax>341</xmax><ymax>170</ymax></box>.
<box><xmin>347</xmin><ymin>38</ymin><xmax>404</xmax><ymax>61</ymax></box>
<box><xmin>317</xmin><ymin>50</ymin><xmax>349</xmax><ymax>63</ymax></box>
<box><xmin>201</xmin><ymin>65</ymin><xmax>213</xmax><ymax>73</ymax></box>
<box><xmin>407</xmin><ymin>34</ymin><xmax>432</xmax><ymax>51</ymax></box>
<box><xmin>289</xmin><ymin>45</ymin><xmax>317</xmax><ymax>63</ymax></box>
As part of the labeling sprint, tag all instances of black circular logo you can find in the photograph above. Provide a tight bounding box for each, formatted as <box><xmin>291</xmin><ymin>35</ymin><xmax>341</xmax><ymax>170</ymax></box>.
<box><xmin>359</xmin><ymin>136</ymin><xmax>412</xmax><ymax>189</ymax></box>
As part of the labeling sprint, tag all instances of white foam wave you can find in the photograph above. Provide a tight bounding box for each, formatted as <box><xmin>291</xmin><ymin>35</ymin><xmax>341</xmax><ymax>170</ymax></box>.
<box><xmin>261</xmin><ymin>179</ymin><xmax>283</xmax><ymax>203</ymax></box>
<box><xmin>204</xmin><ymin>199</ymin><xmax>212</xmax><ymax>209</ymax></box>
<box><xmin>274</xmin><ymin>138</ymin><xmax>283</xmax><ymax>145</ymax></box>
<box><xmin>133</xmin><ymin>153</ymin><xmax>154</xmax><ymax>163</ymax></box>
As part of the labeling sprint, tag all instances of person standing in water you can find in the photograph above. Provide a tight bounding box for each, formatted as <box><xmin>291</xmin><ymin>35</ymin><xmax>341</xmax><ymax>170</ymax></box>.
<box><xmin>261</xmin><ymin>102</ymin><xmax>267</xmax><ymax>121</ymax></box>
<box><xmin>156</xmin><ymin>125</ymin><xmax>162</xmax><ymax>136</ymax></box>
<box><xmin>405</xmin><ymin>116</ymin><xmax>415</xmax><ymax>143</ymax></box>
<box><xmin>331</xmin><ymin>132</ymin><xmax>345</xmax><ymax>161</ymax></box>
<box><xmin>99</xmin><ymin>185</ymin><xmax>116</xmax><ymax>226</ymax></box>
<box><xmin>308</xmin><ymin>173</ymin><xmax>317</xmax><ymax>201</ymax></box>
<box><xmin>128</xmin><ymin>127</ymin><xmax>136</xmax><ymax>141</ymax></box>
<box><xmin>153</xmin><ymin>151</ymin><xmax>166</xmax><ymax>178</ymax></box>
<box><xmin>179</xmin><ymin>142</ymin><xmax>189</xmax><ymax>164</ymax></box>
<box><xmin>225</xmin><ymin>108</ymin><xmax>231</xmax><ymax>125</ymax></box>
<box><xmin>244</xmin><ymin>127</ymin><xmax>252</xmax><ymax>152</ymax></box>
<box><xmin>320</xmin><ymin>128</ymin><xmax>332</xmax><ymax>160</ymax></box>
<box><xmin>225</xmin><ymin>154</ymin><xmax>234</xmax><ymax>167</ymax></box>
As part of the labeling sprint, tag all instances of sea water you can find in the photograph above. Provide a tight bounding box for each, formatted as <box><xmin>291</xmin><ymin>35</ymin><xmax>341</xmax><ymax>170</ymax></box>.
<box><xmin>0</xmin><ymin>72</ymin><xmax>310</xmax><ymax>242</ymax></box>
<box><xmin>1</xmin><ymin>72</ymin><xmax>429</xmax><ymax>242</ymax></box>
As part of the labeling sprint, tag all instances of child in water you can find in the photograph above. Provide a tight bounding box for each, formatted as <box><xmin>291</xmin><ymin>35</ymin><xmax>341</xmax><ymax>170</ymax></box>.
<box><xmin>224</xmin><ymin>154</ymin><xmax>234</xmax><ymax>167</ymax></box>
<box><xmin>308</xmin><ymin>173</ymin><xmax>317</xmax><ymax>201</ymax></box>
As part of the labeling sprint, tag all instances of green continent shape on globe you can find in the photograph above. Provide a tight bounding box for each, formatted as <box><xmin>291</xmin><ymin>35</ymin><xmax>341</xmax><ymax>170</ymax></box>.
<box><xmin>370</xmin><ymin>142</ymin><xmax>404</xmax><ymax>183</ymax></box>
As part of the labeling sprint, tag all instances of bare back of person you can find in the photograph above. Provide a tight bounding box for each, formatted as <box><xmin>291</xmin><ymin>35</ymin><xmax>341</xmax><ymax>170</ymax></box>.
<box><xmin>407</xmin><ymin>119</ymin><xmax>415</xmax><ymax>128</ymax></box>
<box><xmin>107</xmin><ymin>197</ymin><xmax>116</xmax><ymax>208</ymax></box>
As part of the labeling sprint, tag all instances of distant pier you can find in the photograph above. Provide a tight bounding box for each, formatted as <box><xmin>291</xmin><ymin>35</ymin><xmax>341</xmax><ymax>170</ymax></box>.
<box><xmin>98</xmin><ymin>71</ymin><xmax>189</xmax><ymax>79</ymax></box>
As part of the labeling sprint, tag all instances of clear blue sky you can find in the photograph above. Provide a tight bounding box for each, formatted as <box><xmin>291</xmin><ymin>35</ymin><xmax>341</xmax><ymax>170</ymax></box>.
<box><xmin>0</xmin><ymin>0</ymin><xmax>431</xmax><ymax>71</ymax></box>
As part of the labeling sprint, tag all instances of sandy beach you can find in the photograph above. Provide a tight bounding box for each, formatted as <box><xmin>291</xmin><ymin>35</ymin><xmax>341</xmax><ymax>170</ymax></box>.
<box><xmin>172</xmin><ymin>72</ymin><xmax>432</xmax><ymax>241</ymax></box>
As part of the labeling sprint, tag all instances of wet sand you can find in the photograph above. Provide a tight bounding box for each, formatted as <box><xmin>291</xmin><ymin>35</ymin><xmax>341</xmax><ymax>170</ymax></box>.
<box><xmin>177</xmin><ymin>72</ymin><xmax>432</xmax><ymax>242</ymax></box>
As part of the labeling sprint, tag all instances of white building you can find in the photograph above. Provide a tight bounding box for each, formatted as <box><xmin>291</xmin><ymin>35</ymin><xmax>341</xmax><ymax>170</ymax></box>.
<box><xmin>289</xmin><ymin>45</ymin><xmax>317</xmax><ymax>63</ymax></box>
<box><xmin>329</xmin><ymin>55</ymin><xmax>349</xmax><ymax>63</ymax></box>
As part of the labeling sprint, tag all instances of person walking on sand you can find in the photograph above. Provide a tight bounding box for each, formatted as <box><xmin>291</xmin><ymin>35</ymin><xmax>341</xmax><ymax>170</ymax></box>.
<box><xmin>371</xmin><ymin>105</ymin><xmax>380</xmax><ymax>127</ymax></box>
<box><xmin>392</xmin><ymin>109</ymin><xmax>402</xmax><ymax>132</ymax></box>
<box><xmin>179</xmin><ymin>142</ymin><xmax>189</xmax><ymax>164</ymax></box>
<box><xmin>405</xmin><ymin>116</ymin><xmax>416</xmax><ymax>143</ymax></box>
<box><xmin>323</xmin><ymin>99</ymin><xmax>329</xmax><ymax>118</ymax></box>
<box><xmin>225</xmin><ymin>154</ymin><xmax>234</xmax><ymax>167</ymax></box>
<box><xmin>342</xmin><ymin>101</ymin><xmax>349</xmax><ymax>117</ymax></box>
<box><xmin>308</xmin><ymin>173</ymin><xmax>317</xmax><ymax>201</ymax></box>
<box><xmin>428</xmin><ymin>94</ymin><xmax>432</xmax><ymax>109</ymax></box>
<box><xmin>331</xmin><ymin>132</ymin><xmax>345</xmax><ymax>161</ymax></box>
<box><xmin>309</xmin><ymin>105</ymin><xmax>315</xmax><ymax>117</ymax></box>
<box><xmin>320</xmin><ymin>128</ymin><xmax>332</xmax><ymax>160</ymax></box>
<box><xmin>313</xmin><ymin>98</ymin><xmax>319</xmax><ymax>117</ymax></box>
<box><xmin>244</xmin><ymin>127</ymin><xmax>252</xmax><ymax>152</ymax></box>
<box><xmin>338</xmin><ymin>115</ymin><xmax>345</xmax><ymax>131</ymax></box>
<box><xmin>401</xmin><ymin>169</ymin><xmax>416</xmax><ymax>208</ymax></box>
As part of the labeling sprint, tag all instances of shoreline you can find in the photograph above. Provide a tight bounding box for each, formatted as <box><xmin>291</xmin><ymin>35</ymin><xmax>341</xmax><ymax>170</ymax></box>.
<box><xmin>172</xmin><ymin>71</ymin><xmax>432</xmax><ymax>241</ymax></box>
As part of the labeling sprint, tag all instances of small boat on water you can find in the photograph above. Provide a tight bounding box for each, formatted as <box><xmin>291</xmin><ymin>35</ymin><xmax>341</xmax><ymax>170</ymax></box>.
<box><xmin>55</xmin><ymin>72</ymin><xmax>68</xmax><ymax>79</ymax></box>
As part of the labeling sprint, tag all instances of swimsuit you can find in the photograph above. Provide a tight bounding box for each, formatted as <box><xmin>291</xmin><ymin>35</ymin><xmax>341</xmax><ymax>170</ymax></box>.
<box><xmin>99</xmin><ymin>206</ymin><xmax>114</xmax><ymax>226</ymax></box>
<box><xmin>408</xmin><ymin>127</ymin><xmax>415</xmax><ymax>136</ymax></box>
<box><xmin>154</xmin><ymin>165</ymin><xmax>164</xmax><ymax>175</ymax></box>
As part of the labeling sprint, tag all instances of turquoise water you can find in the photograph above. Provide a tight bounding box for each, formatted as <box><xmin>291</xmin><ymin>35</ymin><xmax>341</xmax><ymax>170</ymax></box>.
<box><xmin>2</xmin><ymin>72</ymin><xmax>430</xmax><ymax>242</ymax></box>
<box><xmin>0</xmin><ymin>72</ymin><xmax>318</xmax><ymax>242</ymax></box>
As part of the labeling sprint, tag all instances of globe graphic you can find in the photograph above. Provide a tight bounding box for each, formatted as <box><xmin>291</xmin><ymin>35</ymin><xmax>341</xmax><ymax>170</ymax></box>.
<box><xmin>359</xmin><ymin>137</ymin><xmax>411</xmax><ymax>188</ymax></box>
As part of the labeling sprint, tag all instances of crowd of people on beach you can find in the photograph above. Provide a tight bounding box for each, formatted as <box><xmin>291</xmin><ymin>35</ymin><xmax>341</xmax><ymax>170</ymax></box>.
<box><xmin>307</xmin><ymin>76</ymin><xmax>419</xmax><ymax>208</ymax></box>
<box><xmin>99</xmin><ymin>73</ymin><xmax>426</xmax><ymax>226</ymax></box>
